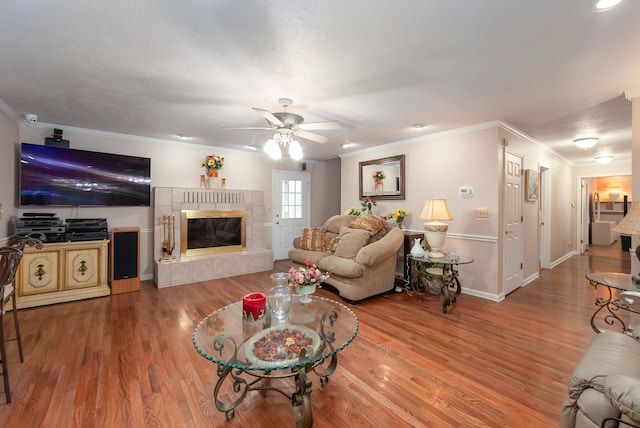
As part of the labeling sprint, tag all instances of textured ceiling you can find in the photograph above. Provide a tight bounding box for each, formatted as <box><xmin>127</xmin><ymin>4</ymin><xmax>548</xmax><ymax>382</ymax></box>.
<box><xmin>1</xmin><ymin>0</ymin><xmax>639</xmax><ymax>164</ymax></box>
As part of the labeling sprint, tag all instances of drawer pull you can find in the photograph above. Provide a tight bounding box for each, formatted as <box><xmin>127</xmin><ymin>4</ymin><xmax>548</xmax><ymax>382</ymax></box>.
<box><xmin>79</xmin><ymin>260</ymin><xmax>87</xmax><ymax>276</ymax></box>
<box><xmin>35</xmin><ymin>264</ymin><xmax>46</xmax><ymax>281</ymax></box>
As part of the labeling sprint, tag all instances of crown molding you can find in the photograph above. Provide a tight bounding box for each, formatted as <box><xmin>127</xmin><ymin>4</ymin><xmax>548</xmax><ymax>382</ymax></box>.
<box><xmin>625</xmin><ymin>88</ymin><xmax>640</xmax><ymax>101</ymax></box>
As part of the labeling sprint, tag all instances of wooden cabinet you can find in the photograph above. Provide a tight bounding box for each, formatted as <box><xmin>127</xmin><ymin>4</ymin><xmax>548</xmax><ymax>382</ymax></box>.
<box><xmin>15</xmin><ymin>240</ymin><xmax>110</xmax><ymax>309</ymax></box>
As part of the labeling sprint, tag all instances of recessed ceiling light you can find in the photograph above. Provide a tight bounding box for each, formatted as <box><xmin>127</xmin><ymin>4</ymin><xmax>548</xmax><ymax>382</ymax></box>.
<box><xmin>596</xmin><ymin>0</ymin><xmax>623</xmax><ymax>10</ymax></box>
<box><xmin>176</xmin><ymin>134</ymin><xmax>190</xmax><ymax>140</ymax></box>
<box><xmin>595</xmin><ymin>155</ymin><xmax>614</xmax><ymax>164</ymax></box>
<box><xmin>411</xmin><ymin>124</ymin><xmax>426</xmax><ymax>130</ymax></box>
<box><xmin>574</xmin><ymin>138</ymin><xmax>599</xmax><ymax>149</ymax></box>
<box><xmin>341</xmin><ymin>143</ymin><xmax>354</xmax><ymax>148</ymax></box>
<box><xmin>247</xmin><ymin>144</ymin><xmax>257</xmax><ymax>151</ymax></box>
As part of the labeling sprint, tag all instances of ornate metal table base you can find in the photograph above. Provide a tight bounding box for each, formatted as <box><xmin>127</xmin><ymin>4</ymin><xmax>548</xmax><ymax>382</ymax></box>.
<box><xmin>207</xmin><ymin>309</ymin><xmax>340</xmax><ymax>427</ymax></box>
<box><xmin>407</xmin><ymin>256</ymin><xmax>470</xmax><ymax>313</ymax></box>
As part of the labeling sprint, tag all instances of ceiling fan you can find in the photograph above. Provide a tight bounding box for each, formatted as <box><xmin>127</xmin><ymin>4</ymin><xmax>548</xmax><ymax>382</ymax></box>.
<box><xmin>227</xmin><ymin>98</ymin><xmax>341</xmax><ymax>145</ymax></box>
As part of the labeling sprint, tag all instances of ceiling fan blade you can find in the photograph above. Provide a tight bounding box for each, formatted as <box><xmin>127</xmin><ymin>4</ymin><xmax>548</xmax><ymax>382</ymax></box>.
<box><xmin>252</xmin><ymin>108</ymin><xmax>285</xmax><ymax>127</ymax></box>
<box><xmin>297</xmin><ymin>121</ymin><xmax>341</xmax><ymax>131</ymax></box>
<box><xmin>220</xmin><ymin>126</ymin><xmax>274</xmax><ymax>130</ymax></box>
<box><xmin>295</xmin><ymin>130</ymin><xmax>329</xmax><ymax>144</ymax></box>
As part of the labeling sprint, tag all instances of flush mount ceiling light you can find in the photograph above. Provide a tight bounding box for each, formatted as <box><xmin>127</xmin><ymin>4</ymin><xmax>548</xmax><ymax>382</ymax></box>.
<box><xmin>411</xmin><ymin>124</ymin><xmax>426</xmax><ymax>130</ymax></box>
<box><xmin>595</xmin><ymin>155</ymin><xmax>614</xmax><ymax>164</ymax></box>
<box><xmin>574</xmin><ymin>138</ymin><xmax>599</xmax><ymax>149</ymax></box>
<box><xmin>596</xmin><ymin>0</ymin><xmax>624</xmax><ymax>10</ymax></box>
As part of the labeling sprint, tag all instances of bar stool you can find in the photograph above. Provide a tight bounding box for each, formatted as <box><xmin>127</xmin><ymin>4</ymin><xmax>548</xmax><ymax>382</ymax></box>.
<box><xmin>0</xmin><ymin>246</ymin><xmax>24</xmax><ymax>404</ymax></box>
<box><xmin>0</xmin><ymin>233</ymin><xmax>44</xmax><ymax>403</ymax></box>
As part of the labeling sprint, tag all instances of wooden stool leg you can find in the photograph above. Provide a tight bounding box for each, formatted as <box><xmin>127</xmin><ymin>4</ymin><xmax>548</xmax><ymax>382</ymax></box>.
<box><xmin>11</xmin><ymin>292</ymin><xmax>23</xmax><ymax>362</ymax></box>
<box><xmin>0</xmin><ymin>314</ymin><xmax>11</xmax><ymax>403</ymax></box>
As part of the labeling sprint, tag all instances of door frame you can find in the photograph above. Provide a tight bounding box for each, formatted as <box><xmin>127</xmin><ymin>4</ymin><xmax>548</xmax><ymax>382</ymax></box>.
<box><xmin>272</xmin><ymin>170</ymin><xmax>310</xmax><ymax>260</ymax></box>
<box><xmin>539</xmin><ymin>163</ymin><xmax>551</xmax><ymax>268</ymax></box>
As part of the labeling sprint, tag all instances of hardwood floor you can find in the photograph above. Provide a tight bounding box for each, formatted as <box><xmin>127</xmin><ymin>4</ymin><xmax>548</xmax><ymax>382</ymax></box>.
<box><xmin>0</xmin><ymin>243</ymin><xmax>631</xmax><ymax>427</ymax></box>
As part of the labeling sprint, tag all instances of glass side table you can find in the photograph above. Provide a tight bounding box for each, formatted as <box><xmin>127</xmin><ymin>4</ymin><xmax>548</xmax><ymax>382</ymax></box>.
<box><xmin>585</xmin><ymin>272</ymin><xmax>640</xmax><ymax>334</ymax></box>
<box><xmin>407</xmin><ymin>254</ymin><xmax>474</xmax><ymax>313</ymax></box>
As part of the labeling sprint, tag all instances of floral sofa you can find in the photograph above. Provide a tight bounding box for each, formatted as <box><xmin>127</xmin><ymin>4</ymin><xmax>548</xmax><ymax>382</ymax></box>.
<box><xmin>288</xmin><ymin>214</ymin><xmax>404</xmax><ymax>302</ymax></box>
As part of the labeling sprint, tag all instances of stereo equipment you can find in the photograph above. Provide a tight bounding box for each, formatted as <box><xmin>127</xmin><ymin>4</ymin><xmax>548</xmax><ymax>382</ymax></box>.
<box><xmin>109</xmin><ymin>228</ymin><xmax>140</xmax><ymax>294</ymax></box>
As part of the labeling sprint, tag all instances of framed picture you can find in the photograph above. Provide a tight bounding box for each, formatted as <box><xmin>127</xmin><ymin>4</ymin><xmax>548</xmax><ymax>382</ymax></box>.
<box><xmin>525</xmin><ymin>169</ymin><xmax>539</xmax><ymax>201</ymax></box>
<box><xmin>359</xmin><ymin>155</ymin><xmax>405</xmax><ymax>200</ymax></box>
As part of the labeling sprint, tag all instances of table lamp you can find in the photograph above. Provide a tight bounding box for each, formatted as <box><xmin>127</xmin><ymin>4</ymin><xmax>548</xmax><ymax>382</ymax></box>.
<box><xmin>612</xmin><ymin>201</ymin><xmax>640</xmax><ymax>281</ymax></box>
<box><xmin>419</xmin><ymin>198</ymin><xmax>453</xmax><ymax>258</ymax></box>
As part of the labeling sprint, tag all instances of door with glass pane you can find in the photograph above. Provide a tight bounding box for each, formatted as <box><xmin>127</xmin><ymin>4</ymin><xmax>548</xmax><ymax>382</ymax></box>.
<box><xmin>272</xmin><ymin>171</ymin><xmax>310</xmax><ymax>260</ymax></box>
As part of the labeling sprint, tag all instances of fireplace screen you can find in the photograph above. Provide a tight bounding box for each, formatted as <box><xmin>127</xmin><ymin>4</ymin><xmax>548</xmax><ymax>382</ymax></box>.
<box><xmin>180</xmin><ymin>209</ymin><xmax>246</xmax><ymax>257</ymax></box>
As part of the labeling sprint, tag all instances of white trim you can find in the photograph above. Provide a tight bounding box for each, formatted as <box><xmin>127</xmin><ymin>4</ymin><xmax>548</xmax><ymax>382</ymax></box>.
<box><xmin>400</xmin><ymin>229</ymin><xmax>497</xmax><ymax>243</ymax></box>
<box><xmin>461</xmin><ymin>287</ymin><xmax>502</xmax><ymax>302</ymax></box>
<box><xmin>550</xmin><ymin>251</ymin><xmax>577</xmax><ymax>269</ymax></box>
<box><xmin>0</xmin><ymin>98</ymin><xmax>18</xmax><ymax>122</ymax></box>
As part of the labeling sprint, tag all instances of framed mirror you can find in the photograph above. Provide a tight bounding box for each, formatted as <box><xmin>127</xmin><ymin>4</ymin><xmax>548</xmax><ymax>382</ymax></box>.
<box><xmin>359</xmin><ymin>154</ymin><xmax>405</xmax><ymax>200</ymax></box>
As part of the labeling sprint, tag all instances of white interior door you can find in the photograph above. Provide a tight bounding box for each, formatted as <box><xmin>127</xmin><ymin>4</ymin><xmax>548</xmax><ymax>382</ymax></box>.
<box><xmin>504</xmin><ymin>151</ymin><xmax>523</xmax><ymax>296</ymax></box>
<box><xmin>272</xmin><ymin>171</ymin><xmax>310</xmax><ymax>260</ymax></box>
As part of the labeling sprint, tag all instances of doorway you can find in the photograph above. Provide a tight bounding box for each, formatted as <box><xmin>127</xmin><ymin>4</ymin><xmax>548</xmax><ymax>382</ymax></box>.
<box><xmin>272</xmin><ymin>171</ymin><xmax>310</xmax><ymax>260</ymax></box>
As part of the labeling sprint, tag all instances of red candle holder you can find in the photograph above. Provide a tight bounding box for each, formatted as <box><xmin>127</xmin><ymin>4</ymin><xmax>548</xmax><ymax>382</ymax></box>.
<box><xmin>242</xmin><ymin>292</ymin><xmax>266</xmax><ymax>322</ymax></box>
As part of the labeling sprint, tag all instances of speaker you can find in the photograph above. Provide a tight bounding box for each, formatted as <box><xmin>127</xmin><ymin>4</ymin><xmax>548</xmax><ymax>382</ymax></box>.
<box><xmin>109</xmin><ymin>227</ymin><xmax>140</xmax><ymax>294</ymax></box>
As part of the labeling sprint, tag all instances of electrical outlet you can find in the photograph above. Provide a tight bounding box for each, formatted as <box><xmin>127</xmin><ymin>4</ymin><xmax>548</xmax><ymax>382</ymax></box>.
<box><xmin>476</xmin><ymin>207</ymin><xmax>489</xmax><ymax>219</ymax></box>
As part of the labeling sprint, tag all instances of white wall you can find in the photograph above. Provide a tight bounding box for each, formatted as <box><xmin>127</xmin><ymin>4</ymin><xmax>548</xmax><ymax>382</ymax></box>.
<box><xmin>340</xmin><ymin>122</ymin><xmax>576</xmax><ymax>301</ymax></box>
<box><xmin>0</xmin><ymin>111</ymin><xmax>19</xmax><ymax>239</ymax></box>
<box><xmin>11</xmin><ymin>123</ymin><xmax>341</xmax><ymax>279</ymax></box>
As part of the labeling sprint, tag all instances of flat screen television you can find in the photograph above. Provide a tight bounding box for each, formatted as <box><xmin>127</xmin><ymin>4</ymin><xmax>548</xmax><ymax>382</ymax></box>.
<box><xmin>20</xmin><ymin>143</ymin><xmax>151</xmax><ymax>206</ymax></box>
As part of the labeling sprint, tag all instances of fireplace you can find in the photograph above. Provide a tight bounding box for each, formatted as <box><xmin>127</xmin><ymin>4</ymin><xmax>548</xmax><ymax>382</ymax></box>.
<box><xmin>180</xmin><ymin>209</ymin><xmax>246</xmax><ymax>257</ymax></box>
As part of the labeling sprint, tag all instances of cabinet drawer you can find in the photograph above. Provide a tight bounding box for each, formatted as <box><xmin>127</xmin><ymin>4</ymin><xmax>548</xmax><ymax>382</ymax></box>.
<box><xmin>18</xmin><ymin>250</ymin><xmax>60</xmax><ymax>296</ymax></box>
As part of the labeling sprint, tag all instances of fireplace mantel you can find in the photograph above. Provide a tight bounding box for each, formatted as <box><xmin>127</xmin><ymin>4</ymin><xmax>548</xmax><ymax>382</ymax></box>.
<box><xmin>153</xmin><ymin>187</ymin><xmax>273</xmax><ymax>288</ymax></box>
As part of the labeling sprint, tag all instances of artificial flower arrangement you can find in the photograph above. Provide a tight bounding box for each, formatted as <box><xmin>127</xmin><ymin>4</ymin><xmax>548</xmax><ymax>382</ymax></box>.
<box><xmin>389</xmin><ymin>208</ymin><xmax>409</xmax><ymax>228</ymax></box>
<box><xmin>344</xmin><ymin>207</ymin><xmax>362</xmax><ymax>216</ymax></box>
<box><xmin>361</xmin><ymin>197</ymin><xmax>377</xmax><ymax>214</ymax></box>
<box><xmin>288</xmin><ymin>258</ymin><xmax>330</xmax><ymax>290</ymax></box>
<box><xmin>202</xmin><ymin>154</ymin><xmax>224</xmax><ymax>172</ymax></box>
<box><xmin>372</xmin><ymin>170</ymin><xmax>386</xmax><ymax>180</ymax></box>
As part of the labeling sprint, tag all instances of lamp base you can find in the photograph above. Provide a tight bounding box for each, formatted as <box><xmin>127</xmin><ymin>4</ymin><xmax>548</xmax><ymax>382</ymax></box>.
<box><xmin>428</xmin><ymin>250</ymin><xmax>445</xmax><ymax>259</ymax></box>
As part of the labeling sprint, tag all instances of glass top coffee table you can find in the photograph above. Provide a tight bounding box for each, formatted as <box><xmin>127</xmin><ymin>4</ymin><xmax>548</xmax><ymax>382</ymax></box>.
<box><xmin>193</xmin><ymin>294</ymin><xmax>358</xmax><ymax>427</ymax></box>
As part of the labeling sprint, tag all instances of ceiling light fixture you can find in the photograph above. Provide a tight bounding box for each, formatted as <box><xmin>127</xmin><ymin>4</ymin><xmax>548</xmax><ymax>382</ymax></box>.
<box><xmin>596</xmin><ymin>0</ymin><xmax>623</xmax><ymax>10</ymax></box>
<box><xmin>574</xmin><ymin>138</ymin><xmax>599</xmax><ymax>149</ymax></box>
<box><xmin>264</xmin><ymin>131</ymin><xmax>303</xmax><ymax>160</ymax></box>
<box><xmin>411</xmin><ymin>124</ymin><xmax>426</xmax><ymax>130</ymax></box>
<box><xmin>341</xmin><ymin>143</ymin><xmax>354</xmax><ymax>149</ymax></box>
<box><xmin>595</xmin><ymin>155</ymin><xmax>614</xmax><ymax>164</ymax></box>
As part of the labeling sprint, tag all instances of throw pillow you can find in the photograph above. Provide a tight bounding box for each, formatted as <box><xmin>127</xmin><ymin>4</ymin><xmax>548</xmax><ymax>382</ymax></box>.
<box><xmin>333</xmin><ymin>226</ymin><xmax>371</xmax><ymax>259</ymax></box>
<box><xmin>300</xmin><ymin>227</ymin><xmax>327</xmax><ymax>251</ymax></box>
<box><xmin>348</xmin><ymin>214</ymin><xmax>386</xmax><ymax>235</ymax></box>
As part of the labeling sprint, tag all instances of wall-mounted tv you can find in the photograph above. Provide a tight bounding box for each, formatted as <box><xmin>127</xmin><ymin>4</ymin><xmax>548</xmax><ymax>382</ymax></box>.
<box><xmin>20</xmin><ymin>143</ymin><xmax>151</xmax><ymax>207</ymax></box>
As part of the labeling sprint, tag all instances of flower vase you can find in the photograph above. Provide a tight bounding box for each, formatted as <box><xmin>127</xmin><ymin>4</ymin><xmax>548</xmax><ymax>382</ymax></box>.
<box><xmin>207</xmin><ymin>169</ymin><xmax>218</xmax><ymax>178</ymax></box>
<box><xmin>410</xmin><ymin>238</ymin><xmax>425</xmax><ymax>257</ymax></box>
<box><xmin>296</xmin><ymin>284</ymin><xmax>316</xmax><ymax>303</ymax></box>
<box><xmin>374</xmin><ymin>179</ymin><xmax>383</xmax><ymax>192</ymax></box>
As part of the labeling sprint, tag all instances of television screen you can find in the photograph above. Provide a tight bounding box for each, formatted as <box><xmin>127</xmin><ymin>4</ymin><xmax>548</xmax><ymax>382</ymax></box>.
<box><xmin>20</xmin><ymin>143</ymin><xmax>151</xmax><ymax>206</ymax></box>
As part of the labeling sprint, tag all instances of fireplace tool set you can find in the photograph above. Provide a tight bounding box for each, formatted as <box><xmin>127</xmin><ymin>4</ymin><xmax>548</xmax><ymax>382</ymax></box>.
<box><xmin>160</xmin><ymin>215</ymin><xmax>176</xmax><ymax>262</ymax></box>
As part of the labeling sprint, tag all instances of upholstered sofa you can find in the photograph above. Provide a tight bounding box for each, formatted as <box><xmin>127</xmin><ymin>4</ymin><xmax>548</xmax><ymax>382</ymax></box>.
<box><xmin>288</xmin><ymin>214</ymin><xmax>404</xmax><ymax>302</ymax></box>
<box><xmin>561</xmin><ymin>331</ymin><xmax>640</xmax><ymax>428</ymax></box>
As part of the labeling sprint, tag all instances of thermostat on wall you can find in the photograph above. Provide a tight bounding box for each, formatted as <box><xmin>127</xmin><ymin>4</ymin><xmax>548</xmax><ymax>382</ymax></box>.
<box><xmin>459</xmin><ymin>186</ymin><xmax>473</xmax><ymax>197</ymax></box>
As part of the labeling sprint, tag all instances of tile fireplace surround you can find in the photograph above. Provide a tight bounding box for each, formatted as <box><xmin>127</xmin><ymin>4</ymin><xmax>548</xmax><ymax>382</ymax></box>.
<box><xmin>153</xmin><ymin>187</ymin><xmax>273</xmax><ymax>288</ymax></box>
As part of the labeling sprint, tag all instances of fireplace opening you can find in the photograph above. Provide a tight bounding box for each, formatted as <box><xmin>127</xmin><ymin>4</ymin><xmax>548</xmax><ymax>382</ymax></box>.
<box><xmin>180</xmin><ymin>209</ymin><xmax>246</xmax><ymax>257</ymax></box>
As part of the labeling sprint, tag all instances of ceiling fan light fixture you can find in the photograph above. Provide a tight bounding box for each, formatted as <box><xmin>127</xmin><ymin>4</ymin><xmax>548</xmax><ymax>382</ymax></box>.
<box><xmin>595</xmin><ymin>155</ymin><xmax>614</xmax><ymax>164</ymax></box>
<box><xmin>264</xmin><ymin>139</ymin><xmax>282</xmax><ymax>160</ymax></box>
<box><xmin>596</xmin><ymin>0</ymin><xmax>623</xmax><ymax>10</ymax></box>
<box><xmin>289</xmin><ymin>140</ymin><xmax>303</xmax><ymax>160</ymax></box>
<box><xmin>574</xmin><ymin>137</ymin><xmax>599</xmax><ymax>149</ymax></box>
